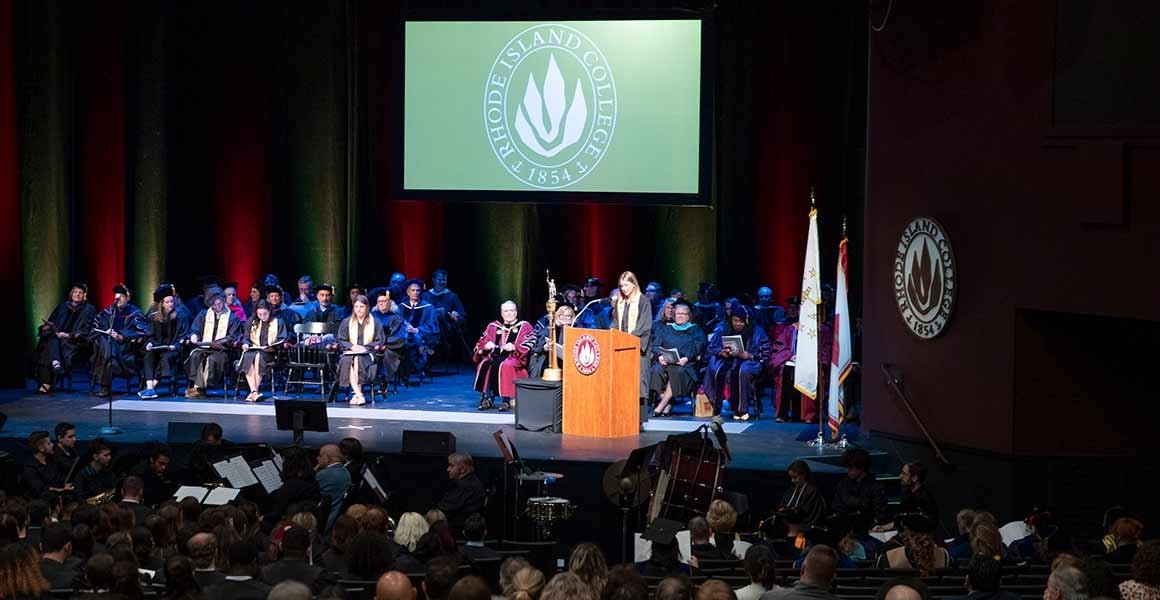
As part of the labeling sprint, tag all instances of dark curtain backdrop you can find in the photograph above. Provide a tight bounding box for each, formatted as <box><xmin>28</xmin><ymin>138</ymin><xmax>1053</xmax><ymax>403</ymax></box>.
<box><xmin>4</xmin><ymin>0</ymin><xmax>866</xmax><ymax>367</ymax></box>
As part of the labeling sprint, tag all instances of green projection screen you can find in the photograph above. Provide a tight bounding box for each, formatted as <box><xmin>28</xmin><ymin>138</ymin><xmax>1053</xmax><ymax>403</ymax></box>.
<box><xmin>400</xmin><ymin>19</ymin><xmax>709</xmax><ymax>204</ymax></box>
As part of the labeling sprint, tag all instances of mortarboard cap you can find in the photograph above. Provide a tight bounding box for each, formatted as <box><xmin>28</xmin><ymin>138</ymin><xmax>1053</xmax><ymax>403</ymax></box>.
<box><xmin>314</xmin><ymin>283</ymin><xmax>334</xmax><ymax>294</ymax></box>
<box><xmin>154</xmin><ymin>284</ymin><xmax>177</xmax><ymax>303</ymax></box>
<box><xmin>641</xmin><ymin>517</ymin><xmax>683</xmax><ymax>545</ymax></box>
<box><xmin>265</xmin><ymin>284</ymin><xmax>285</xmax><ymax>297</ymax></box>
<box><xmin>585</xmin><ymin>277</ymin><xmax>602</xmax><ymax>287</ymax></box>
<box><xmin>71</xmin><ymin>283</ymin><xmax>89</xmax><ymax>293</ymax></box>
<box><xmin>113</xmin><ymin>284</ymin><xmax>130</xmax><ymax>296</ymax></box>
<box><xmin>404</xmin><ymin>278</ymin><xmax>425</xmax><ymax>290</ymax></box>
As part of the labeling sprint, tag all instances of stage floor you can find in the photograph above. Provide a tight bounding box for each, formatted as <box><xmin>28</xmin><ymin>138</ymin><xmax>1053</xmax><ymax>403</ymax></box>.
<box><xmin>1</xmin><ymin>367</ymin><xmax>853</xmax><ymax>475</ymax></box>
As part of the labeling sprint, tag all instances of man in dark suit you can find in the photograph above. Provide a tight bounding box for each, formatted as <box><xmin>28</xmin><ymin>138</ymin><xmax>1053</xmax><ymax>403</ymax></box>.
<box><xmin>189</xmin><ymin>532</ymin><xmax>226</xmax><ymax>589</ymax></box>
<box><xmin>40</xmin><ymin>524</ymin><xmax>81</xmax><ymax>589</ymax></box>
<box><xmin>437</xmin><ymin>452</ymin><xmax>486</xmax><ymax>533</ymax></box>
<box><xmin>948</xmin><ymin>556</ymin><xmax>1020</xmax><ymax>600</ymax></box>
<box><xmin>206</xmin><ymin>542</ymin><xmax>272</xmax><ymax>600</ymax></box>
<box><xmin>460</xmin><ymin>513</ymin><xmax>499</xmax><ymax>562</ymax></box>
<box><xmin>118</xmin><ymin>476</ymin><xmax>153</xmax><ymax>525</ymax></box>
<box><xmin>261</xmin><ymin>525</ymin><xmax>324</xmax><ymax>589</ymax></box>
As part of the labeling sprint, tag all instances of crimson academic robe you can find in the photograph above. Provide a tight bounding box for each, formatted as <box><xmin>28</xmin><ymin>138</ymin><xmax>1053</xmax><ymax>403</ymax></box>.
<box><xmin>768</xmin><ymin>322</ymin><xmax>832</xmax><ymax>422</ymax></box>
<box><xmin>88</xmin><ymin>303</ymin><xmax>148</xmax><ymax>387</ymax></box>
<box><xmin>473</xmin><ymin>320</ymin><xmax>534</xmax><ymax>398</ymax></box>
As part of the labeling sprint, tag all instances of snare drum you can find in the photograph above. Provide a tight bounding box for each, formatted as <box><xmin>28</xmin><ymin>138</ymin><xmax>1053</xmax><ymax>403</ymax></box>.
<box><xmin>525</xmin><ymin>496</ymin><xmax>575</xmax><ymax>522</ymax></box>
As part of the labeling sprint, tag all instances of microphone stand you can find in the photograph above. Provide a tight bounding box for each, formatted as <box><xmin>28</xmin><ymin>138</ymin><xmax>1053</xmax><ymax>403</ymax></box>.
<box><xmin>100</xmin><ymin>303</ymin><xmax>123</xmax><ymax>435</ymax></box>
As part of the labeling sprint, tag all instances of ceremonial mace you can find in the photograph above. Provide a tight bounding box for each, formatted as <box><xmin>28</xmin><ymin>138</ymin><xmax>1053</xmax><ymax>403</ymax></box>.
<box><xmin>542</xmin><ymin>271</ymin><xmax>563</xmax><ymax>381</ymax></box>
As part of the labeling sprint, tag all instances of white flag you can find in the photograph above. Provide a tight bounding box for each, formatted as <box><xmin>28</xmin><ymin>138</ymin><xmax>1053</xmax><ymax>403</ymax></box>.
<box><xmin>827</xmin><ymin>236</ymin><xmax>853</xmax><ymax>440</ymax></box>
<box><xmin>794</xmin><ymin>208</ymin><xmax>821</xmax><ymax>400</ymax></box>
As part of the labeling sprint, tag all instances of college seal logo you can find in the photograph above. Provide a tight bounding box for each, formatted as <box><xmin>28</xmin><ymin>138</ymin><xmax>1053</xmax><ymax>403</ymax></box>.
<box><xmin>484</xmin><ymin>24</ymin><xmax>617</xmax><ymax>189</ymax></box>
<box><xmin>572</xmin><ymin>333</ymin><xmax>601</xmax><ymax>376</ymax></box>
<box><xmin>894</xmin><ymin>217</ymin><xmax>956</xmax><ymax>339</ymax></box>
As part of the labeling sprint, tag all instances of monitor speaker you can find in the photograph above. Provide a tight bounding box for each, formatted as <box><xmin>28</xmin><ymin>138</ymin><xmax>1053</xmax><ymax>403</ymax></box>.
<box><xmin>401</xmin><ymin>430</ymin><xmax>456</xmax><ymax>455</ymax></box>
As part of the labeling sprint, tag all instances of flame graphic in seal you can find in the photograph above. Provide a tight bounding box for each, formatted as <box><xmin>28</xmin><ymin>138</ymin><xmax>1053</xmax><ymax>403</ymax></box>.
<box><xmin>906</xmin><ymin>238</ymin><xmax>944</xmax><ymax>317</ymax></box>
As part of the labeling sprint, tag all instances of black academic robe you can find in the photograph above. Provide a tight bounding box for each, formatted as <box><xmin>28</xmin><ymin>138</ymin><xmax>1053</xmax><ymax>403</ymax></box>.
<box><xmin>187</xmin><ymin>308</ymin><xmax>244</xmax><ymax>388</ymax></box>
<box><xmin>303</xmin><ymin>302</ymin><xmax>342</xmax><ymax>324</ymax></box>
<box><xmin>36</xmin><ymin>300</ymin><xmax>97</xmax><ymax>384</ymax></box>
<box><xmin>693</xmin><ymin>301</ymin><xmax>725</xmax><ymax>330</ymax></box>
<box><xmin>609</xmin><ymin>295</ymin><xmax>654</xmax><ymax>398</ymax></box>
<box><xmin>779</xmin><ymin>481</ymin><xmax>827</xmax><ymax>526</ymax></box>
<box><xmin>143</xmin><ymin>312</ymin><xmax>191</xmax><ymax>381</ymax></box>
<box><xmin>648</xmin><ymin>323</ymin><xmax>707</xmax><ymax>397</ymax></box>
<box><xmin>239</xmin><ymin>317</ymin><xmax>289</xmax><ymax>376</ymax></box>
<box><xmin>437</xmin><ymin>472</ymin><xmax>486</xmax><ymax>532</ymax></box>
<box><xmin>371</xmin><ymin>309</ymin><xmax>405</xmax><ymax>377</ymax></box>
<box><xmin>527</xmin><ymin>324</ymin><xmax>567</xmax><ymax>378</ymax></box>
<box><xmin>88</xmin><ymin>303</ymin><xmax>149</xmax><ymax>386</ymax></box>
<box><xmin>574</xmin><ymin>298</ymin><xmax>606</xmax><ymax>329</ymax></box>
<box><xmin>399</xmin><ymin>300</ymin><xmax>440</xmax><ymax>371</ymax></box>
<box><xmin>337</xmin><ymin>316</ymin><xmax>387</xmax><ymax>387</ymax></box>
<box><xmin>752</xmin><ymin>303</ymin><xmax>786</xmax><ymax>333</ymax></box>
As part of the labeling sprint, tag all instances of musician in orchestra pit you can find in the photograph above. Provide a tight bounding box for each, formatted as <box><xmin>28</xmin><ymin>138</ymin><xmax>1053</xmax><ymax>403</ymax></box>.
<box><xmin>138</xmin><ymin>445</ymin><xmax>173</xmax><ymax>506</ymax></box>
<box><xmin>336</xmin><ymin>295</ymin><xmax>386</xmax><ymax>406</ymax></box>
<box><xmin>88</xmin><ymin>285</ymin><xmax>148</xmax><ymax>398</ymax></box>
<box><xmin>34</xmin><ymin>283</ymin><xmax>96</xmax><ymax>394</ymax></box>
<box><xmin>23</xmin><ymin>431</ymin><xmax>72</xmax><ymax>497</ymax></box>
<box><xmin>473</xmin><ymin>301</ymin><xmax>534</xmax><ymax>411</ymax></box>
<box><xmin>239</xmin><ymin>301</ymin><xmax>288</xmax><ymax>402</ymax></box>
<box><xmin>437</xmin><ymin>452</ymin><xmax>486</xmax><ymax>533</ymax></box>
<box><xmin>73</xmin><ymin>438</ymin><xmax>116</xmax><ymax>500</ymax></box>
<box><xmin>184</xmin><ymin>291</ymin><xmax>243</xmax><ymax>398</ymax></box>
<box><xmin>52</xmin><ymin>422</ymin><xmax>79</xmax><ymax>476</ymax></box>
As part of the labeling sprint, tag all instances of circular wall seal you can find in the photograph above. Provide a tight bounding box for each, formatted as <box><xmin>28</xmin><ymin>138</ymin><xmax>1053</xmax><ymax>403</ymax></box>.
<box><xmin>483</xmin><ymin>24</ymin><xmax>617</xmax><ymax>189</ymax></box>
<box><xmin>893</xmin><ymin>217</ymin><xmax>956</xmax><ymax>339</ymax></box>
<box><xmin>571</xmin><ymin>333</ymin><xmax>602</xmax><ymax>375</ymax></box>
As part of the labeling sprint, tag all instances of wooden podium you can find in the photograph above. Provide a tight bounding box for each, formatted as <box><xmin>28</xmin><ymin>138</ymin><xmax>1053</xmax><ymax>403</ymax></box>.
<box><xmin>562</xmin><ymin>327</ymin><xmax>640</xmax><ymax>438</ymax></box>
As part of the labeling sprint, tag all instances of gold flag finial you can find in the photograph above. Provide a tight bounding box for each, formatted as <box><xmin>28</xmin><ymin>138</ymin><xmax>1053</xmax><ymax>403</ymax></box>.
<box><xmin>842</xmin><ymin>215</ymin><xmax>848</xmax><ymax>238</ymax></box>
<box><xmin>810</xmin><ymin>187</ymin><xmax>816</xmax><ymax>208</ymax></box>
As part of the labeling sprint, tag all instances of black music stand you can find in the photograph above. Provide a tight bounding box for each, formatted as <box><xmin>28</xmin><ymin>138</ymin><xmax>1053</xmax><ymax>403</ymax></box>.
<box><xmin>275</xmin><ymin>399</ymin><xmax>329</xmax><ymax>445</ymax></box>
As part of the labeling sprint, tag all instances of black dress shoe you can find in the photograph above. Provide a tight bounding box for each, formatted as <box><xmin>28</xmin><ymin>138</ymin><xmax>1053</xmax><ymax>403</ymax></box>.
<box><xmin>477</xmin><ymin>396</ymin><xmax>493</xmax><ymax>410</ymax></box>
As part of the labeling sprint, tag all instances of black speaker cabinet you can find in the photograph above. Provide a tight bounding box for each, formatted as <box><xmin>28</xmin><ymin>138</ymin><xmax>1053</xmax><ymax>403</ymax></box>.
<box><xmin>401</xmin><ymin>430</ymin><xmax>456</xmax><ymax>455</ymax></box>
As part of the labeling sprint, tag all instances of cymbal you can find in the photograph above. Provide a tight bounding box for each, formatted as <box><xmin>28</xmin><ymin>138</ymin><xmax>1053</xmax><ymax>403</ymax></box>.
<box><xmin>517</xmin><ymin>471</ymin><xmax>563</xmax><ymax>481</ymax></box>
<box><xmin>602</xmin><ymin>459</ymin><xmax>650</xmax><ymax>508</ymax></box>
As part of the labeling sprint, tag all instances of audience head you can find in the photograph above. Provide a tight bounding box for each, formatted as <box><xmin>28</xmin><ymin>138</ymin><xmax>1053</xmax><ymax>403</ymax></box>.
<box><xmin>568</xmin><ymin>542</ymin><xmax>608</xmax><ymax>595</ymax></box>
<box><xmin>876</xmin><ymin>579</ymin><xmax>931</xmax><ymax>600</ymax></box>
<box><xmin>956</xmin><ymin>509</ymin><xmax>978</xmax><ymax>535</ymax></box>
<box><xmin>270</xmin><ymin>581</ymin><xmax>314</xmax><ymax>600</ymax></box>
<box><xmin>800</xmin><ymin>545</ymin><xmax>839</xmax><ymax>588</ymax></box>
<box><xmin>966</xmin><ymin>555</ymin><xmax>1002</xmax><ymax>592</ymax></box>
<box><xmin>340</xmin><ymin>437</ymin><xmax>364</xmax><ymax>464</ymax></box>
<box><xmin>901</xmin><ymin>462</ymin><xmax>926</xmax><ymax>489</ymax></box>
<box><xmin>1052</xmin><ymin>554</ymin><xmax>1082</xmax><ymax>572</ymax></box>
<box><xmin>148</xmin><ymin>445</ymin><xmax>172</xmax><ymax>475</ymax></box>
<box><xmin>86</xmin><ymin>552</ymin><xmax>117</xmax><ymax>590</ymax></box>
<box><xmin>969</xmin><ymin>522</ymin><xmax>1004</xmax><ymax>559</ymax></box>
<box><xmin>348</xmin><ymin>531</ymin><xmax>396</xmax><ymax>580</ymax></box>
<box><xmin>122</xmin><ymin>475</ymin><xmax>144</xmax><ymax>500</ymax></box>
<box><xmin>394</xmin><ymin>512</ymin><xmax>429</xmax><ymax>552</ymax></box>
<box><xmin>426</xmin><ymin>509</ymin><xmax>448</xmax><ymax>526</ymax></box>
<box><xmin>187</xmin><ymin>531</ymin><xmax>217</xmax><ymax>569</ymax></box>
<box><xmin>542</xmin><ymin>571</ymin><xmax>598</xmax><ymax>600</ymax></box>
<box><xmin>841</xmin><ymin>448</ymin><xmax>871</xmax><ymax>478</ymax></box>
<box><xmin>331</xmin><ymin>515</ymin><xmax>360</xmax><ymax>551</ymax></box>
<box><xmin>280</xmin><ymin>525</ymin><xmax>311</xmax><ymax>559</ymax></box>
<box><xmin>744</xmin><ymin>544</ymin><xmax>777</xmax><ymax>589</ymax></box>
<box><xmin>1111</xmin><ymin>518</ymin><xmax>1144</xmax><ymax>546</ymax></box>
<box><xmin>199</xmin><ymin>422</ymin><xmax>223</xmax><ymax>445</ymax></box>
<box><xmin>41</xmin><ymin>523</ymin><xmax>73</xmax><ymax>556</ymax></box>
<box><xmin>696</xmin><ymin>579</ymin><xmax>736</xmax><ymax>600</ymax></box>
<box><xmin>499</xmin><ymin>557</ymin><xmax>531</xmax><ymax>594</ymax></box>
<box><xmin>463</xmin><ymin>513</ymin><xmax>488</xmax><ymax>542</ymax></box>
<box><xmin>163</xmin><ymin>555</ymin><xmax>199</xmax><ymax>598</ymax></box>
<box><xmin>602</xmin><ymin>565</ymin><xmax>646</xmax><ymax>600</ymax></box>
<box><xmin>29</xmin><ymin>430</ymin><xmax>52</xmax><ymax>455</ymax></box>
<box><xmin>688</xmin><ymin>516</ymin><xmax>711</xmax><ymax>543</ymax></box>
<box><xmin>0</xmin><ymin>541</ymin><xmax>50</xmax><ymax>599</ymax></box>
<box><xmin>707</xmin><ymin>499</ymin><xmax>738</xmax><ymax>533</ymax></box>
<box><xmin>54</xmin><ymin>422</ymin><xmax>78</xmax><ymax>448</ymax></box>
<box><xmin>1045</xmin><ymin>566</ymin><xmax>1088</xmax><ymax>600</ymax></box>
<box><xmin>1132</xmin><ymin>540</ymin><xmax>1160</xmax><ymax>585</ymax></box>
<box><xmin>787</xmin><ymin>460</ymin><xmax>812</xmax><ymax>485</ymax></box>
<box><xmin>507</xmin><ymin>565</ymin><xmax>546</xmax><ymax>600</ymax></box>
<box><xmin>654</xmin><ymin>575</ymin><xmax>693</xmax><ymax>600</ymax></box>
<box><xmin>361</xmin><ymin>506</ymin><xmax>391</xmax><ymax>533</ymax></box>
<box><xmin>89</xmin><ymin>438</ymin><xmax>113</xmax><ymax>468</ymax></box>
<box><xmin>317</xmin><ymin>444</ymin><xmax>344</xmax><ymax>469</ymax></box>
<box><xmin>376</xmin><ymin>571</ymin><xmax>418</xmax><ymax>600</ymax></box>
<box><xmin>423</xmin><ymin>555</ymin><xmax>461</xmax><ymax>600</ymax></box>
<box><xmin>446</xmin><ymin>452</ymin><xmax>474</xmax><ymax>480</ymax></box>
<box><xmin>227</xmin><ymin>541</ymin><xmax>259</xmax><ymax>576</ymax></box>
<box><xmin>450</xmin><ymin>575</ymin><xmax>492</xmax><ymax>600</ymax></box>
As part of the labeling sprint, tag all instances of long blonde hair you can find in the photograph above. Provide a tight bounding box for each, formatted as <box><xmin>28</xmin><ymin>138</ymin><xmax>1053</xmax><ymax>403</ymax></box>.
<box><xmin>616</xmin><ymin>271</ymin><xmax>642</xmax><ymax>301</ymax></box>
<box><xmin>393</xmin><ymin>512</ymin><xmax>428</xmax><ymax>552</ymax></box>
<box><xmin>506</xmin><ymin>566</ymin><xmax>546</xmax><ymax>600</ymax></box>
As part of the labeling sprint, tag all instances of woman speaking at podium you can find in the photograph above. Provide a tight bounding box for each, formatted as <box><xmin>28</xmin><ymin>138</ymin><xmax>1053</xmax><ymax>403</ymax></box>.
<box><xmin>608</xmin><ymin>271</ymin><xmax>653</xmax><ymax>419</ymax></box>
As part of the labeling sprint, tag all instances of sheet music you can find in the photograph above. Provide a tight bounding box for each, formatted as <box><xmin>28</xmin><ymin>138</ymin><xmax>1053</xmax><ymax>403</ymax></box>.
<box><xmin>253</xmin><ymin>460</ymin><xmax>283</xmax><ymax>494</ymax></box>
<box><xmin>203</xmin><ymin>487</ymin><xmax>241</xmax><ymax>506</ymax></box>
<box><xmin>343</xmin><ymin>349</ymin><xmax>370</xmax><ymax>356</ymax></box>
<box><xmin>363</xmin><ymin>465</ymin><xmax>387</xmax><ymax>502</ymax></box>
<box><xmin>213</xmin><ymin>456</ymin><xmax>258</xmax><ymax>489</ymax></box>
<box><xmin>272</xmin><ymin>450</ymin><xmax>284</xmax><ymax>472</ymax></box>
<box><xmin>173</xmin><ymin>486</ymin><xmax>209</xmax><ymax>502</ymax></box>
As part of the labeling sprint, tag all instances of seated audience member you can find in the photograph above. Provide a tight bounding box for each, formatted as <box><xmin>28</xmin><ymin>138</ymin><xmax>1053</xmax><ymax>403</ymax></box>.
<box><xmin>1120</xmin><ymin>541</ymin><xmax>1160</xmax><ymax>600</ymax></box>
<box><xmin>1045</xmin><ymin>566</ymin><xmax>1088</xmax><ymax>600</ymax></box>
<box><xmin>461</xmin><ymin>513</ymin><xmax>499</xmax><ymax>562</ymax></box>
<box><xmin>638</xmin><ymin>518</ymin><xmax>689</xmax><ymax>578</ymax></box>
<box><xmin>705</xmin><ymin>306</ymin><xmax>771</xmax><ymax>420</ymax></box>
<box><xmin>568</xmin><ymin>543</ymin><xmax>609</xmax><ymax>597</ymax></box>
<box><xmin>205</xmin><ymin>542</ymin><xmax>271</xmax><ymax>600</ymax></box>
<box><xmin>320</xmin><ymin>515</ymin><xmax>359</xmax><ymax>575</ymax></box>
<box><xmin>649</xmin><ymin>300</ymin><xmax>706</xmax><ymax>417</ymax></box>
<box><xmin>949</xmin><ymin>555</ymin><xmax>1018</xmax><ymax>600</ymax></box>
<box><xmin>188</xmin><ymin>531</ymin><xmax>225</xmax><ymax>588</ymax></box>
<box><xmin>262</xmin><ymin>447</ymin><xmax>321</xmax><ymax>531</ymax></box>
<box><xmin>949</xmin><ymin>510</ymin><xmax>978</xmax><ymax>560</ymax></box>
<box><xmin>139</xmin><ymin>285</ymin><xmax>190</xmax><ymax>398</ymax></box>
<box><xmin>270</xmin><ymin>581</ymin><xmax>314</xmax><ymax>600</ymax></box>
<box><xmin>1105</xmin><ymin>518</ymin><xmax>1145</xmax><ymax>564</ymax></box>
<box><xmin>315</xmin><ymin>444</ymin><xmax>352</xmax><ymax>531</ymax></box>
<box><xmin>393</xmin><ymin>511</ymin><xmax>429</xmax><ymax>557</ymax></box>
<box><xmin>399</xmin><ymin>279</ymin><xmax>441</xmax><ymax>375</ymax></box>
<box><xmin>437</xmin><ymin>453</ymin><xmax>486</xmax><ymax>532</ymax></box>
<box><xmin>263</xmin><ymin>525</ymin><xmax>324</xmax><ymax>588</ymax></box>
<box><xmin>376</xmin><ymin>571</ymin><xmax>418</xmax><ymax>600</ymax></box>
<box><xmin>506</xmin><ymin>564</ymin><xmax>546</xmax><ymax>600</ymax></box>
<box><xmin>39</xmin><ymin>523</ymin><xmax>82</xmax><ymax>589</ymax></box>
<box><xmin>655</xmin><ymin>576</ymin><xmax>694</xmax><ymax>600</ymax></box>
<box><xmin>542</xmin><ymin>572</ymin><xmax>598</xmax><ymax>600</ymax></box>
<box><xmin>238</xmin><ymin>300</ymin><xmax>287</xmax><ymax>402</ymax></box>
<box><xmin>698</xmin><ymin>579</ymin><xmax>738</xmax><ymax>600</ymax></box>
<box><xmin>736</xmin><ymin>545</ymin><xmax>778</xmax><ymax>600</ymax></box>
<box><xmin>708</xmin><ymin>500</ymin><xmax>750</xmax><ymax>560</ymax></box>
<box><xmin>0</xmin><ymin>542</ymin><xmax>51</xmax><ymax>599</ymax></box>
<box><xmin>89</xmin><ymin>284</ymin><xmax>149</xmax><ymax>397</ymax></box>
<box><xmin>370</xmin><ymin>289</ymin><xmax>406</xmax><ymax>383</ymax></box>
<box><xmin>73</xmin><ymin>438</ymin><xmax>116</xmax><ymax>500</ymax></box>
<box><xmin>880</xmin><ymin>462</ymin><xmax>938</xmax><ymax>528</ymax></box>
<box><xmin>34</xmin><ymin>283</ymin><xmax>96</xmax><ymax>394</ymax></box>
<box><xmin>118</xmin><ymin>476</ymin><xmax>152</xmax><ymax>524</ymax></box>
<box><xmin>689</xmin><ymin>516</ymin><xmax>723</xmax><ymax>562</ymax></box>
<box><xmin>760</xmin><ymin>545</ymin><xmax>840</xmax><ymax>600</ymax></box>
<box><xmin>473</xmin><ymin>300</ymin><xmax>534</xmax><ymax>411</ymax></box>
<box><xmin>527</xmin><ymin>303</ymin><xmax>574</xmax><ymax>378</ymax></box>
<box><xmin>969</xmin><ymin>521</ymin><xmax>1009</xmax><ymax>563</ymax></box>
<box><xmin>451</xmin><ymin>576</ymin><xmax>493</xmax><ymax>600</ymax></box>
<box><xmin>185</xmin><ymin>290</ymin><xmax>243</xmax><ymax>398</ymax></box>
<box><xmin>780</xmin><ymin>460</ymin><xmax>827</xmax><ymax>528</ymax></box>
<box><xmin>423</xmin><ymin>555</ymin><xmax>462</xmax><ymax>600</ymax></box>
<box><xmin>223</xmin><ymin>282</ymin><xmax>248</xmax><ymax>322</ymax></box>
<box><xmin>337</xmin><ymin>295</ymin><xmax>386</xmax><ymax>405</ymax></box>
<box><xmin>875</xmin><ymin>579</ymin><xmax>931</xmax><ymax>600</ymax></box>
<box><xmin>347</xmin><ymin>531</ymin><xmax>397</xmax><ymax>582</ymax></box>
<box><xmin>877</xmin><ymin>513</ymin><xmax>950</xmax><ymax>575</ymax></box>
<box><xmin>832</xmin><ymin>448</ymin><xmax>889</xmax><ymax>531</ymax></box>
